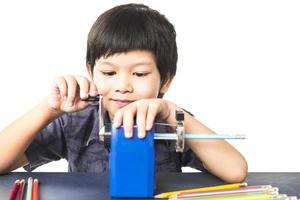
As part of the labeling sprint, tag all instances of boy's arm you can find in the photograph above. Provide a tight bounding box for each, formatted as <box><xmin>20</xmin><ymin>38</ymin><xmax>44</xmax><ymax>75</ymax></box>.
<box><xmin>0</xmin><ymin>99</ymin><xmax>62</xmax><ymax>174</ymax></box>
<box><xmin>167</xmin><ymin>104</ymin><xmax>248</xmax><ymax>183</ymax></box>
<box><xmin>0</xmin><ymin>75</ymin><xmax>97</xmax><ymax>174</ymax></box>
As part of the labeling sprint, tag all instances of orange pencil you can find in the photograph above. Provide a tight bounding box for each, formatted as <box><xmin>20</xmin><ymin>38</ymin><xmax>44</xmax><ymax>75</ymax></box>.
<box><xmin>32</xmin><ymin>178</ymin><xmax>39</xmax><ymax>200</ymax></box>
<box><xmin>16</xmin><ymin>179</ymin><xmax>25</xmax><ymax>200</ymax></box>
<box><xmin>8</xmin><ymin>179</ymin><xmax>20</xmax><ymax>200</ymax></box>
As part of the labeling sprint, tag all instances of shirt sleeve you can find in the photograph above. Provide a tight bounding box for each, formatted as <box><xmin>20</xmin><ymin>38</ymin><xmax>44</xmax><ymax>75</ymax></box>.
<box><xmin>23</xmin><ymin>115</ymin><xmax>67</xmax><ymax>171</ymax></box>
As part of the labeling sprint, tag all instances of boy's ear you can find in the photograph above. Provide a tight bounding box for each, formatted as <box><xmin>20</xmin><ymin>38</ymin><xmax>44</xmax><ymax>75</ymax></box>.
<box><xmin>86</xmin><ymin>64</ymin><xmax>93</xmax><ymax>80</ymax></box>
<box><xmin>160</xmin><ymin>77</ymin><xmax>173</xmax><ymax>94</ymax></box>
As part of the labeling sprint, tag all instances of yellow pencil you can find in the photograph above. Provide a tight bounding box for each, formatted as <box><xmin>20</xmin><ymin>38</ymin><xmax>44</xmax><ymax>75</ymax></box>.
<box><xmin>155</xmin><ymin>182</ymin><xmax>247</xmax><ymax>198</ymax></box>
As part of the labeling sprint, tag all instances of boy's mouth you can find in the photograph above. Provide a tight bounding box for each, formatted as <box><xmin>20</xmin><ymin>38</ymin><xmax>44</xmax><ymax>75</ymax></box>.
<box><xmin>111</xmin><ymin>99</ymin><xmax>134</xmax><ymax>107</ymax></box>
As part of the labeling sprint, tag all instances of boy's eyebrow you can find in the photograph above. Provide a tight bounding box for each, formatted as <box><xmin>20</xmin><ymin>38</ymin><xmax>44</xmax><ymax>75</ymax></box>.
<box><xmin>97</xmin><ymin>61</ymin><xmax>155</xmax><ymax>68</ymax></box>
<box><xmin>97</xmin><ymin>61</ymin><xmax>115</xmax><ymax>67</ymax></box>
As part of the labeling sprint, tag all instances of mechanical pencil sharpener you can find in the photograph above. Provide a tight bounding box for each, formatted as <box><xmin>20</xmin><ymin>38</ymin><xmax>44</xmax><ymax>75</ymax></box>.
<box><xmin>101</xmin><ymin>111</ymin><xmax>185</xmax><ymax>198</ymax></box>
<box><xmin>100</xmin><ymin>112</ymin><xmax>184</xmax><ymax>198</ymax></box>
<box><xmin>84</xmin><ymin>95</ymin><xmax>184</xmax><ymax>197</ymax></box>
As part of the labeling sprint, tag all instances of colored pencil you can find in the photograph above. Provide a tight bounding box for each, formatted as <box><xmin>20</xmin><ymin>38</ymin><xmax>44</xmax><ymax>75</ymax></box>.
<box><xmin>16</xmin><ymin>179</ymin><xmax>25</xmax><ymax>200</ymax></box>
<box><xmin>32</xmin><ymin>179</ymin><xmax>39</xmax><ymax>200</ymax></box>
<box><xmin>155</xmin><ymin>183</ymin><xmax>247</xmax><ymax>198</ymax></box>
<box><xmin>170</xmin><ymin>186</ymin><xmax>278</xmax><ymax>199</ymax></box>
<box><xmin>8</xmin><ymin>179</ymin><xmax>20</xmax><ymax>200</ymax></box>
<box><xmin>173</xmin><ymin>193</ymin><xmax>294</xmax><ymax>200</ymax></box>
<box><xmin>26</xmin><ymin>177</ymin><xmax>33</xmax><ymax>200</ymax></box>
<box><xmin>170</xmin><ymin>191</ymin><xmax>278</xmax><ymax>200</ymax></box>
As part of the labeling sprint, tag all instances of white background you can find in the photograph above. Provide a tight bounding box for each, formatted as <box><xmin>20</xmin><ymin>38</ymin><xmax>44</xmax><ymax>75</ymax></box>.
<box><xmin>0</xmin><ymin>0</ymin><xmax>299</xmax><ymax>172</ymax></box>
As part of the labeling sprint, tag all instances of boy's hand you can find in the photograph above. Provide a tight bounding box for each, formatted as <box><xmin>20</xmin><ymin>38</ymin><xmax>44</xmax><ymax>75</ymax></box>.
<box><xmin>113</xmin><ymin>98</ymin><xmax>179</xmax><ymax>138</ymax></box>
<box><xmin>47</xmin><ymin>75</ymin><xmax>98</xmax><ymax>114</ymax></box>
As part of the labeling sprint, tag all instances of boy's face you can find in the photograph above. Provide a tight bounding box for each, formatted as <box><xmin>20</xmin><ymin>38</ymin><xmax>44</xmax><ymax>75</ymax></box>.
<box><xmin>88</xmin><ymin>50</ymin><xmax>171</xmax><ymax>119</ymax></box>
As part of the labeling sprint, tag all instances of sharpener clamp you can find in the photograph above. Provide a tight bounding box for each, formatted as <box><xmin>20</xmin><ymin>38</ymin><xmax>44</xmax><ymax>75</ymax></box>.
<box><xmin>175</xmin><ymin>110</ymin><xmax>185</xmax><ymax>152</ymax></box>
<box><xmin>99</xmin><ymin>110</ymin><xmax>186</xmax><ymax>152</ymax></box>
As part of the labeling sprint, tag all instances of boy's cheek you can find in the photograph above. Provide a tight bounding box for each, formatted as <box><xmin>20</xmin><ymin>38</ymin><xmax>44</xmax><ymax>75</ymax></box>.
<box><xmin>95</xmin><ymin>84</ymin><xmax>110</xmax><ymax>96</ymax></box>
<box><xmin>134</xmin><ymin>86</ymin><xmax>160</xmax><ymax>99</ymax></box>
<box><xmin>93</xmin><ymin>75</ymin><xmax>111</xmax><ymax>93</ymax></box>
<box><xmin>133</xmin><ymin>79</ymin><xmax>161</xmax><ymax>98</ymax></box>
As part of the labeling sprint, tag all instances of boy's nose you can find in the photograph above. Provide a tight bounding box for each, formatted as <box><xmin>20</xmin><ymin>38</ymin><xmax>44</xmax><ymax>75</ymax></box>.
<box><xmin>115</xmin><ymin>75</ymin><xmax>133</xmax><ymax>94</ymax></box>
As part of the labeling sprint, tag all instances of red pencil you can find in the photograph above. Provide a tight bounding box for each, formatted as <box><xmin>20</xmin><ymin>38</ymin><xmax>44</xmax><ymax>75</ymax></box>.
<box><xmin>32</xmin><ymin>178</ymin><xmax>39</xmax><ymax>200</ymax></box>
<box><xmin>8</xmin><ymin>179</ymin><xmax>20</xmax><ymax>200</ymax></box>
<box><xmin>16</xmin><ymin>179</ymin><xmax>25</xmax><ymax>200</ymax></box>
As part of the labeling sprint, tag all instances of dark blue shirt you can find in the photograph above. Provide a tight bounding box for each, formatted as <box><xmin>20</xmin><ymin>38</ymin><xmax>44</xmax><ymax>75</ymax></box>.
<box><xmin>24</xmin><ymin>105</ymin><xmax>205</xmax><ymax>172</ymax></box>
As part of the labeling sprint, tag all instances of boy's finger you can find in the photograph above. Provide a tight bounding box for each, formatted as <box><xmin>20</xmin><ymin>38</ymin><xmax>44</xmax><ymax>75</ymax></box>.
<box><xmin>53</xmin><ymin>76</ymin><xmax>67</xmax><ymax>98</ymax></box>
<box><xmin>89</xmin><ymin>81</ymin><xmax>98</xmax><ymax>96</ymax></box>
<box><xmin>123</xmin><ymin>109</ymin><xmax>135</xmax><ymax>138</ymax></box>
<box><xmin>113</xmin><ymin>110</ymin><xmax>123</xmax><ymax>128</ymax></box>
<box><xmin>146</xmin><ymin>102</ymin><xmax>159</xmax><ymax>131</ymax></box>
<box><xmin>64</xmin><ymin>75</ymin><xmax>78</xmax><ymax>107</ymax></box>
<box><xmin>136</xmin><ymin>104</ymin><xmax>147</xmax><ymax>138</ymax></box>
<box><xmin>75</xmin><ymin>75</ymin><xmax>89</xmax><ymax>99</ymax></box>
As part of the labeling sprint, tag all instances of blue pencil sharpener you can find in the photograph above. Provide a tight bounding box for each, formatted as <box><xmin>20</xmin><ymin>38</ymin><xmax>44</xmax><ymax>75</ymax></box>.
<box><xmin>109</xmin><ymin>123</ymin><xmax>155</xmax><ymax>198</ymax></box>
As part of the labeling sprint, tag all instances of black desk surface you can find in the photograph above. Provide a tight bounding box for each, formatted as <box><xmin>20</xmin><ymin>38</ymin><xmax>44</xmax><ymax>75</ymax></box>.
<box><xmin>0</xmin><ymin>172</ymin><xmax>299</xmax><ymax>200</ymax></box>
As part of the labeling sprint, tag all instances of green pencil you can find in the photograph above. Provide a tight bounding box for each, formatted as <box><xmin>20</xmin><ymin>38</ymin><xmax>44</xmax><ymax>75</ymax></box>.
<box><xmin>26</xmin><ymin>177</ymin><xmax>33</xmax><ymax>200</ymax></box>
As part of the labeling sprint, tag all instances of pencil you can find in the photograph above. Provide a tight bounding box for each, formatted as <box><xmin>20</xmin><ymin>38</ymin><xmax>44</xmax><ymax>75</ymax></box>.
<box><xmin>8</xmin><ymin>179</ymin><xmax>20</xmax><ymax>200</ymax></box>
<box><xmin>155</xmin><ymin>182</ymin><xmax>247</xmax><ymax>198</ymax></box>
<box><xmin>16</xmin><ymin>179</ymin><xmax>25</xmax><ymax>200</ymax></box>
<box><xmin>154</xmin><ymin>133</ymin><xmax>246</xmax><ymax>140</ymax></box>
<box><xmin>26</xmin><ymin>177</ymin><xmax>33</xmax><ymax>200</ymax></box>
<box><xmin>170</xmin><ymin>193</ymin><xmax>278</xmax><ymax>200</ymax></box>
<box><xmin>170</xmin><ymin>186</ymin><xmax>278</xmax><ymax>199</ymax></box>
<box><xmin>170</xmin><ymin>191</ymin><xmax>278</xmax><ymax>200</ymax></box>
<box><xmin>32</xmin><ymin>179</ymin><xmax>39</xmax><ymax>200</ymax></box>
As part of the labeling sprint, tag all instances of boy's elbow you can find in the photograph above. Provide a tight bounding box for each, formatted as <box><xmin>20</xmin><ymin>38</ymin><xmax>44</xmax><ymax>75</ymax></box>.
<box><xmin>0</xmin><ymin>161</ymin><xmax>15</xmax><ymax>175</ymax></box>
<box><xmin>224</xmin><ymin>164</ymin><xmax>248</xmax><ymax>183</ymax></box>
<box><xmin>0</xmin><ymin>165</ymin><xmax>11</xmax><ymax>175</ymax></box>
<box><xmin>225</xmin><ymin>170</ymin><xmax>248</xmax><ymax>183</ymax></box>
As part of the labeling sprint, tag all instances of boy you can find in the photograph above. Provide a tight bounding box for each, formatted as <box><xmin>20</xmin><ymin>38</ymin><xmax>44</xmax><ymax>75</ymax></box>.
<box><xmin>0</xmin><ymin>3</ymin><xmax>247</xmax><ymax>182</ymax></box>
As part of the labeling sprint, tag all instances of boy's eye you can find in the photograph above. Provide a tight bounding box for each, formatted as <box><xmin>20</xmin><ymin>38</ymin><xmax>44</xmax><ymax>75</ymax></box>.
<box><xmin>101</xmin><ymin>71</ymin><xmax>116</xmax><ymax>76</ymax></box>
<box><xmin>133</xmin><ymin>72</ymin><xmax>149</xmax><ymax>77</ymax></box>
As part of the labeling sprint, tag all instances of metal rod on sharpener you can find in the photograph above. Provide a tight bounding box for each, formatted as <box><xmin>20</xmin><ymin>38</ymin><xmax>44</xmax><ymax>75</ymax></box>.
<box><xmin>97</xmin><ymin>95</ymin><xmax>107</xmax><ymax>143</ymax></box>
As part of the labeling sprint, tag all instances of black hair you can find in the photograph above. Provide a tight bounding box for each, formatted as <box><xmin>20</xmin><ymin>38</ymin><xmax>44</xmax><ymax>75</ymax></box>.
<box><xmin>86</xmin><ymin>3</ymin><xmax>177</xmax><ymax>90</ymax></box>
